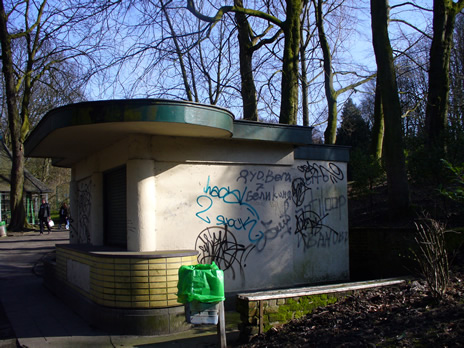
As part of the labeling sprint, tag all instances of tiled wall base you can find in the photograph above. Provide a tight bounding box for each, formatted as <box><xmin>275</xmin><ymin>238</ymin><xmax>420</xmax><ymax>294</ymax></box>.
<box><xmin>44</xmin><ymin>245</ymin><xmax>198</xmax><ymax>335</ymax></box>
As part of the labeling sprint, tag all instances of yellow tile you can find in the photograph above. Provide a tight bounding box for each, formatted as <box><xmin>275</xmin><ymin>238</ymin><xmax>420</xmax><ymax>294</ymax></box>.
<box><xmin>133</xmin><ymin>301</ymin><xmax>150</xmax><ymax>308</ymax></box>
<box><xmin>102</xmin><ymin>281</ymin><xmax>115</xmax><ymax>288</ymax></box>
<box><xmin>168</xmin><ymin>300</ymin><xmax>179</xmax><ymax>306</ymax></box>
<box><xmin>167</xmin><ymin>292</ymin><xmax>179</xmax><ymax>299</ymax></box>
<box><xmin>130</xmin><ymin>259</ymin><xmax>148</xmax><ymax>265</ymax></box>
<box><xmin>166</xmin><ymin>269</ymin><xmax>178</xmax><ymax>276</ymax></box>
<box><xmin>103</xmin><ymin>287</ymin><xmax>115</xmax><ymax>294</ymax></box>
<box><xmin>97</xmin><ymin>269</ymin><xmax>114</xmax><ymax>276</ymax></box>
<box><xmin>166</xmin><ymin>263</ymin><xmax>183</xmax><ymax>270</ymax></box>
<box><xmin>150</xmin><ymin>294</ymin><xmax>167</xmax><ymax>301</ymax></box>
<box><xmin>167</xmin><ymin>299</ymin><xmax>180</xmax><ymax>306</ymax></box>
<box><xmin>115</xmin><ymin>295</ymin><xmax>132</xmax><ymax>302</ymax></box>
<box><xmin>149</xmin><ymin>269</ymin><xmax>166</xmax><ymax>276</ymax></box>
<box><xmin>166</xmin><ymin>257</ymin><xmax>182</xmax><ymax>263</ymax></box>
<box><xmin>99</xmin><ymin>263</ymin><xmax>115</xmax><ymax>270</ymax></box>
<box><xmin>166</xmin><ymin>275</ymin><xmax>178</xmax><ymax>282</ymax></box>
<box><xmin>131</xmin><ymin>282</ymin><xmax>150</xmax><ymax>289</ymax></box>
<box><xmin>131</xmin><ymin>288</ymin><xmax>150</xmax><ymax>296</ymax></box>
<box><xmin>114</xmin><ymin>264</ymin><xmax>131</xmax><ymax>270</ymax></box>
<box><xmin>149</xmin><ymin>288</ymin><xmax>167</xmax><ymax>295</ymax></box>
<box><xmin>131</xmin><ymin>270</ymin><xmax>149</xmax><ymax>277</ymax></box>
<box><xmin>183</xmin><ymin>255</ymin><xmax>198</xmax><ymax>263</ymax></box>
<box><xmin>114</xmin><ymin>281</ymin><xmax>132</xmax><ymax>288</ymax></box>
<box><xmin>103</xmin><ymin>275</ymin><xmax>115</xmax><ymax>282</ymax></box>
<box><xmin>114</xmin><ymin>270</ymin><xmax>131</xmax><ymax>277</ymax></box>
<box><xmin>132</xmin><ymin>295</ymin><xmax>150</xmax><ymax>302</ymax></box>
<box><xmin>166</xmin><ymin>281</ymin><xmax>177</xmax><ymax>288</ymax></box>
<box><xmin>131</xmin><ymin>276</ymin><xmax>148</xmax><ymax>283</ymax></box>
<box><xmin>114</xmin><ymin>288</ymin><xmax>131</xmax><ymax>296</ymax></box>
<box><xmin>149</xmin><ymin>282</ymin><xmax>168</xmax><ymax>289</ymax></box>
<box><xmin>149</xmin><ymin>258</ymin><xmax>166</xmax><ymax>264</ymax></box>
<box><xmin>147</xmin><ymin>275</ymin><xmax>167</xmax><ymax>283</ymax></box>
<box><xmin>114</xmin><ymin>258</ymin><xmax>131</xmax><ymax>264</ymax></box>
<box><xmin>131</xmin><ymin>264</ymin><xmax>148</xmax><ymax>271</ymax></box>
<box><xmin>148</xmin><ymin>263</ymin><xmax>166</xmax><ymax>270</ymax></box>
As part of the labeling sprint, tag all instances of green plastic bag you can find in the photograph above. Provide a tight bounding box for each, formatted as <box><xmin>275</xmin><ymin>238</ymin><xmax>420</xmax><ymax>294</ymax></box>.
<box><xmin>177</xmin><ymin>262</ymin><xmax>225</xmax><ymax>304</ymax></box>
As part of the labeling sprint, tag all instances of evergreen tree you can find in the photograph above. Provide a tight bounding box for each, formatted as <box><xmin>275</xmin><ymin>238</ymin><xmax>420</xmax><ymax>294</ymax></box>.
<box><xmin>336</xmin><ymin>98</ymin><xmax>370</xmax><ymax>149</ymax></box>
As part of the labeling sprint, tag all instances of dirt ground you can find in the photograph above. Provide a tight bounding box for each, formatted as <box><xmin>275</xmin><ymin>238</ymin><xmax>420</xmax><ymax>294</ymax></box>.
<box><xmin>239</xmin><ymin>270</ymin><xmax>464</xmax><ymax>347</ymax></box>
<box><xmin>238</xmin><ymin>184</ymin><xmax>464</xmax><ymax>347</ymax></box>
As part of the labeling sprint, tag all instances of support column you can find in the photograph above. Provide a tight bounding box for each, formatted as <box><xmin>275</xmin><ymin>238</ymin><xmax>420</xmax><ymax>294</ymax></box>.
<box><xmin>126</xmin><ymin>159</ymin><xmax>156</xmax><ymax>251</ymax></box>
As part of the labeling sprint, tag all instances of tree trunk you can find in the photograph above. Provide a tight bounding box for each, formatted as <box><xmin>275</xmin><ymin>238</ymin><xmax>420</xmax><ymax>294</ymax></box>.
<box><xmin>300</xmin><ymin>36</ymin><xmax>309</xmax><ymax>127</ymax></box>
<box><xmin>279</xmin><ymin>0</ymin><xmax>303</xmax><ymax>125</ymax></box>
<box><xmin>425</xmin><ymin>0</ymin><xmax>464</xmax><ymax>152</ymax></box>
<box><xmin>0</xmin><ymin>0</ymin><xmax>27</xmax><ymax>230</ymax></box>
<box><xmin>371</xmin><ymin>0</ymin><xmax>410</xmax><ymax>215</ymax></box>
<box><xmin>235</xmin><ymin>0</ymin><xmax>259</xmax><ymax>121</ymax></box>
<box><xmin>370</xmin><ymin>80</ymin><xmax>385</xmax><ymax>160</ymax></box>
<box><xmin>313</xmin><ymin>0</ymin><xmax>337</xmax><ymax>144</ymax></box>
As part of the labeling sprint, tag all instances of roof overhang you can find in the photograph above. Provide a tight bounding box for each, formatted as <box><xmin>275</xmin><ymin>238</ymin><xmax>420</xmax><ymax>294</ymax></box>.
<box><xmin>25</xmin><ymin>99</ymin><xmax>235</xmax><ymax>167</ymax></box>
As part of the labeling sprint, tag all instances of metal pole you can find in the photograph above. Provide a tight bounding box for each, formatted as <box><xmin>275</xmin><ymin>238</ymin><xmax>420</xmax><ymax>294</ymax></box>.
<box><xmin>217</xmin><ymin>301</ymin><xmax>227</xmax><ymax>348</ymax></box>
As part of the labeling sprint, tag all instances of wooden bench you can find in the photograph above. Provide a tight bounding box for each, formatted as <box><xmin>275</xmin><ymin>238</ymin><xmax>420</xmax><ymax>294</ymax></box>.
<box><xmin>236</xmin><ymin>278</ymin><xmax>408</xmax><ymax>339</ymax></box>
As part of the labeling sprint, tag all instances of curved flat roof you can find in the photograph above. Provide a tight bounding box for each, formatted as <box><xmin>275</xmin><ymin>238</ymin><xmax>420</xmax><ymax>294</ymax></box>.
<box><xmin>25</xmin><ymin>99</ymin><xmax>235</xmax><ymax>167</ymax></box>
<box><xmin>25</xmin><ymin>99</ymin><xmax>325</xmax><ymax>167</ymax></box>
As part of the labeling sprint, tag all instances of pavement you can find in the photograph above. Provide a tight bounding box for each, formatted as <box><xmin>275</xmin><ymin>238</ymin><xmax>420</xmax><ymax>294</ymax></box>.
<box><xmin>0</xmin><ymin>229</ymin><xmax>241</xmax><ymax>348</ymax></box>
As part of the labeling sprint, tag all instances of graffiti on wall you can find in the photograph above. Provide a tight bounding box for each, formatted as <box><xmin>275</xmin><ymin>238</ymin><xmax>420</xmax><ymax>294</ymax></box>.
<box><xmin>195</xmin><ymin>225</ymin><xmax>255</xmax><ymax>280</ymax></box>
<box><xmin>194</xmin><ymin>162</ymin><xmax>347</xmax><ymax>269</ymax></box>
<box><xmin>77</xmin><ymin>178</ymin><xmax>91</xmax><ymax>244</ymax></box>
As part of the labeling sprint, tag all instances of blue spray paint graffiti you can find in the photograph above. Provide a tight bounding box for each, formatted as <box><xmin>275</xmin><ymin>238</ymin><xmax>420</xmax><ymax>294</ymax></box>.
<box><xmin>195</xmin><ymin>176</ymin><xmax>263</xmax><ymax>243</ymax></box>
<box><xmin>194</xmin><ymin>163</ymin><xmax>347</xmax><ymax>268</ymax></box>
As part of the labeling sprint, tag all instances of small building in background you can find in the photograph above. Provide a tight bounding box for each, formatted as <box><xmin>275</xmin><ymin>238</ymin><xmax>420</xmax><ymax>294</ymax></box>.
<box><xmin>0</xmin><ymin>139</ymin><xmax>52</xmax><ymax>225</ymax></box>
<box><xmin>25</xmin><ymin>99</ymin><xmax>349</xmax><ymax>334</ymax></box>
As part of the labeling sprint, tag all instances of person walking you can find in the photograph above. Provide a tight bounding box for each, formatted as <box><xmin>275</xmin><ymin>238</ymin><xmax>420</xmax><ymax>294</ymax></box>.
<box><xmin>59</xmin><ymin>202</ymin><xmax>69</xmax><ymax>229</ymax></box>
<box><xmin>38</xmin><ymin>198</ymin><xmax>51</xmax><ymax>235</ymax></box>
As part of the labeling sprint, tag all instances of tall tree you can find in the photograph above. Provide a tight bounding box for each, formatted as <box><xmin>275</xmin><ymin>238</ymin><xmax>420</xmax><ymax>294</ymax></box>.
<box><xmin>425</xmin><ymin>0</ymin><xmax>464</xmax><ymax>152</ymax></box>
<box><xmin>312</xmin><ymin>0</ymin><xmax>374</xmax><ymax>144</ymax></box>
<box><xmin>187</xmin><ymin>0</ymin><xmax>304</xmax><ymax>125</ymax></box>
<box><xmin>0</xmin><ymin>0</ymin><xmax>108</xmax><ymax>230</ymax></box>
<box><xmin>235</xmin><ymin>0</ymin><xmax>259</xmax><ymax>121</ymax></box>
<box><xmin>370</xmin><ymin>0</ymin><xmax>410</xmax><ymax>215</ymax></box>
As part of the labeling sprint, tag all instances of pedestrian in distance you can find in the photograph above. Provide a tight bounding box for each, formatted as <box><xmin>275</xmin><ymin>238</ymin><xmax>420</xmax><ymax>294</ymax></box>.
<box><xmin>38</xmin><ymin>198</ymin><xmax>51</xmax><ymax>235</ymax></box>
<box><xmin>59</xmin><ymin>202</ymin><xmax>69</xmax><ymax>229</ymax></box>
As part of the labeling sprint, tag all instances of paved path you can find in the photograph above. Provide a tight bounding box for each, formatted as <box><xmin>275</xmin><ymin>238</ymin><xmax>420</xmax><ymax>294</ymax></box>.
<box><xmin>0</xmin><ymin>230</ymin><xmax>239</xmax><ymax>347</ymax></box>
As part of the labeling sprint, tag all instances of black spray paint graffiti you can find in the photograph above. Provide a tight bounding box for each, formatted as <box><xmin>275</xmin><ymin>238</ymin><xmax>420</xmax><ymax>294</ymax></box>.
<box><xmin>297</xmin><ymin>161</ymin><xmax>344</xmax><ymax>185</ymax></box>
<box><xmin>195</xmin><ymin>225</ymin><xmax>255</xmax><ymax>280</ymax></box>
<box><xmin>194</xmin><ymin>162</ymin><xmax>347</xmax><ymax>266</ymax></box>
<box><xmin>77</xmin><ymin>179</ymin><xmax>91</xmax><ymax>244</ymax></box>
<box><xmin>294</xmin><ymin>207</ymin><xmax>347</xmax><ymax>250</ymax></box>
<box><xmin>290</xmin><ymin>162</ymin><xmax>346</xmax><ymax>250</ymax></box>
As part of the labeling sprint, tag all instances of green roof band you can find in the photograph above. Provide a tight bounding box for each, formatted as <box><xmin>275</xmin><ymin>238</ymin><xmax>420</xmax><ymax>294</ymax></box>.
<box><xmin>48</xmin><ymin>99</ymin><xmax>235</xmax><ymax>132</ymax></box>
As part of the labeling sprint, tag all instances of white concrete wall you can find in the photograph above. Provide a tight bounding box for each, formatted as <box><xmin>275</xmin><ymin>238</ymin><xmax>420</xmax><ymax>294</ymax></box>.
<box><xmin>155</xmin><ymin>160</ymin><xmax>348</xmax><ymax>292</ymax></box>
<box><xmin>70</xmin><ymin>135</ymin><xmax>349</xmax><ymax>292</ymax></box>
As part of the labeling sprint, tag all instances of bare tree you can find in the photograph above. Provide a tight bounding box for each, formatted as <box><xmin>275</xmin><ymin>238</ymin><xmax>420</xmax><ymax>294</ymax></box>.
<box><xmin>425</xmin><ymin>0</ymin><xmax>464</xmax><ymax>152</ymax></box>
<box><xmin>187</xmin><ymin>0</ymin><xmax>304</xmax><ymax>125</ymax></box>
<box><xmin>370</xmin><ymin>0</ymin><xmax>410</xmax><ymax>215</ymax></box>
<box><xmin>0</xmin><ymin>0</ymin><xmax>111</xmax><ymax>230</ymax></box>
<box><xmin>312</xmin><ymin>0</ymin><xmax>375</xmax><ymax>144</ymax></box>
